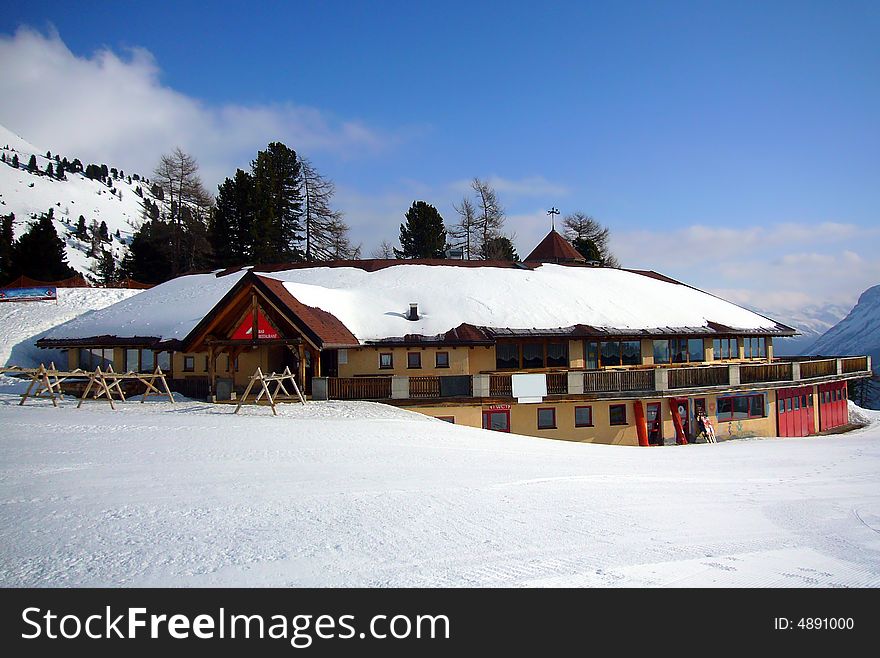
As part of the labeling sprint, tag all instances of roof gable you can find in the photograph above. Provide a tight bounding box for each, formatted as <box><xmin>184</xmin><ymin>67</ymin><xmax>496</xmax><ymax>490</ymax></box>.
<box><xmin>524</xmin><ymin>230</ymin><xmax>585</xmax><ymax>263</ymax></box>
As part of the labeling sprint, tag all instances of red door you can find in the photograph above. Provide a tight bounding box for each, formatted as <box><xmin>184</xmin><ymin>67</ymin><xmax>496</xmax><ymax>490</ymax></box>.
<box><xmin>777</xmin><ymin>387</ymin><xmax>815</xmax><ymax>437</ymax></box>
<box><xmin>646</xmin><ymin>403</ymin><xmax>662</xmax><ymax>446</ymax></box>
<box><xmin>818</xmin><ymin>382</ymin><xmax>848</xmax><ymax>431</ymax></box>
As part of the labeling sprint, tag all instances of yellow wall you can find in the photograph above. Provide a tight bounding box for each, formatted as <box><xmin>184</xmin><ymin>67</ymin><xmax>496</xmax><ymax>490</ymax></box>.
<box><xmin>338</xmin><ymin>345</ymin><xmax>494</xmax><ymax>377</ymax></box>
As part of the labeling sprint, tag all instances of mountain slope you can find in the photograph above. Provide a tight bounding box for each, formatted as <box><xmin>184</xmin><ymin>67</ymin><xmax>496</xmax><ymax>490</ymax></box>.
<box><xmin>1</xmin><ymin>122</ymin><xmax>158</xmax><ymax>279</ymax></box>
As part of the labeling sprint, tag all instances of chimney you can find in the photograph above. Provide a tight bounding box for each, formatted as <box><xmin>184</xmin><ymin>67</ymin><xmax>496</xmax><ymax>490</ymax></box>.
<box><xmin>407</xmin><ymin>303</ymin><xmax>419</xmax><ymax>321</ymax></box>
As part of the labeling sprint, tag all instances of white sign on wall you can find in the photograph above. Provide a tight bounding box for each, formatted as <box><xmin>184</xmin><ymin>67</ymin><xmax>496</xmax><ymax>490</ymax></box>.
<box><xmin>511</xmin><ymin>373</ymin><xmax>547</xmax><ymax>404</ymax></box>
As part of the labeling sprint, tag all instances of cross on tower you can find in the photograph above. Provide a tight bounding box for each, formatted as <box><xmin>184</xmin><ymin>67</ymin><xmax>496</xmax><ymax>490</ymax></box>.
<box><xmin>547</xmin><ymin>207</ymin><xmax>560</xmax><ymax>231</ymax></box>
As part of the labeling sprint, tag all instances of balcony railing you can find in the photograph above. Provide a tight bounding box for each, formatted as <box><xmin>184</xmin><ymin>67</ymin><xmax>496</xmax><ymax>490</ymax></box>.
<box><xmin>316</xmin><ymin>355</ymin><xmax>871</xmax><ymax>402</ymax></box>
<box><xmin>583</xmin><ymin>369</ymin><xmax>653</xmax><ymax>393</ymax></box>
<box><xmin>328</xmin><ymin>376</ymin><xmax>391</xmax><ymax>400</ymax></box>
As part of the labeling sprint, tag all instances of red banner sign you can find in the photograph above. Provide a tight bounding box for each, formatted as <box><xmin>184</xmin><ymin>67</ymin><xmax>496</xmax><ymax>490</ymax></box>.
<box><xmin>231</xmin><ymin>309</ymin><xmax>280</xmax><ymax>340</ymax></box>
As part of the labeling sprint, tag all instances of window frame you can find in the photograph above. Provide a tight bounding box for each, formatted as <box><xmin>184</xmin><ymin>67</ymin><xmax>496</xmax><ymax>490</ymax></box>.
<box><xmin>609</xmin><ymin>403</ymin><xmax>628</xmax><ymax>426</ymax></box>
<box><xmin>435</xmin><ymin>416</ymin><xmax>455</xmax><ymax>424</ymax></box>
<box><xmin>574</xmin><ymin>405</ymin><xmax>593</xmax><ymax>428</ymax></box>
<box><xmin>537</xmin><ymin>407</ymin><xmax>557</xmax><ymax>430</ymax></box>
<box><xmin>717</xmin><ymin>394</ymin><xmax>765</xmax><ymax>420</ymax></box>
<box><xmin>379</xmin><ymin>352</ymin><xmax>393</xmax><ymax>370</ymax></box>
<box><xmin>406</xmin><ymin>352</ymin><xmax>422</xmax><ymax>369</ymax></box>
<box><xmin>435</xmin><ymin>351</ymin><xmax>450</xmax><ymax>369</ymax></box>
<box><xmin>183</xmin><ymin>355</ymin><xmax>195</xmax><ymax>372</ymax></box>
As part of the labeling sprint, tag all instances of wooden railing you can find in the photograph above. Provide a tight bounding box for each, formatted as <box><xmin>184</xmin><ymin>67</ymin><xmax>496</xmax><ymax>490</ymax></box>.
<box><xmin>546</xmin><ymin>372</ymin><xmax>568</xmax><ymax>395</ymax></box>
<box><xmin>668</xmin><ymin>366</ymin><xmax>729</xmax><ymax>389</ymax></box>
<box><xmin>740</xmin><ymin>362</ymin><xmax>793</xmax><ymax>384</ymax></box>
<box><xmin>800</xmin><ymin>359</ymin><xmax>836</xmax><ymax>379</ymax></box>
<box><xmin>583</xmin><ymin>369</ymin><xmax>654</xmax><ymax>393</ymax></box>
<box><xmin>328</xmin><ymin>376</ymin><xmax>391</xmax><ymax>400</ymax></box>
<box><xmin>841</xmin><ymin>356</ymin><xmax>869</xmax><ymax>374</ymax></box>
<box><xmin>409</xmin><ymin>376</ymin><xmax>441</xmax><ymax>398</ymax></box>
<box><xmin>489</xmin><ymin>375</ymin><xmax>512</xmax><ymax>397</ymax></box>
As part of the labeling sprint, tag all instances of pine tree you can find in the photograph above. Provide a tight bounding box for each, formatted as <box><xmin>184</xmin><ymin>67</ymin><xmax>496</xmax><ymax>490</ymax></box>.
<box><xmin>99</xmin><ymin>220</ymin><xmax>110</xmax><ymax>243</ymax></box>
<box><xmin>120</xmin><ymin>220</ymin><xmax>176</xmax><ymax>284</ymax></box>
<box><xmin>91</xmin><ymin>248</ymin><xmax>118</xmax><ymax>286</ymax></box>
<box><xmin>482</xmin><ymin>235</ymin><xmax>519</xmax><ymax>261</ymax></box>
<box><xmin>75</xmin><ymin>215</ymin><xmax>88</xmax><ymax>239</ymax></box>
<box><xmin>12</xmin><ymin>154</ymin><xmax>19</xmax><ymax>168</ymax></box>
<box><xmin>45</xmin><ymin>162</ymin><xmax>54</xmax><ymax>177</ymax></box>
<box><xmin>210</xmin><ymin>169</ymin><xmax>256</xmax><ymax>267</ymax></box>
<box><xmin>1</xmin><ymin>153</ymin><xmax>5</xmax><ymax>164</ymax></box>
<box><xmin>27</xmin><ymin>154</ymin><xmax>37</xmax><ymax>172</ymax></box>
<box><xmin>394</xmin><ymin>201</ymin><xmax>447</xmax><ymax>258</ymax></box>
<box><xmin>10</xmin><ymin>210</ymin><xmax>76</xmax><ymax>281</ymax></box>
<box><xmin>251</xmin><ymin>142</ymin><xmax>304</xmax><ymax>263</ymax></box>
<box><xmin>0</xmin><ymin>213</ymin><xmax>14</xmax><ymax>284</ymax></box>
<box><xmin>89</xmin><ymin>220</ymin><xmax>101</xmax><ymax>257</ymax></box>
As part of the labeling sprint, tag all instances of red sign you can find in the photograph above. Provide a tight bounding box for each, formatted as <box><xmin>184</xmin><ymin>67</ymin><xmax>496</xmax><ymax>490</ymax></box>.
<box><xmin>231</xmin><ymin>309</ymin><xmax>280</xmax><ymax>340</ymax></box>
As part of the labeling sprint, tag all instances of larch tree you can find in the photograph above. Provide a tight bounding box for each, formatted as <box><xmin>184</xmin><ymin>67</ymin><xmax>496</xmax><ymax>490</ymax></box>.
<box><xmin>153</xmin><ymin>147</ymin><xmax>210</xmax><ymax>275</ymax></box>
<box><xmin>449</xmin><ymin>196</ymin><xmax>480</xmax><ymax>260</ymax></box>
<box><xmin>562</xmin><ymin>212</ymin><xmax>619</xmax><ymax>267</ymax></box>
<box><xmin>470</xmin><ymin>178</ymin><xmax>506</xmax><ymax>259</ymax></box>
<box><xmin>370</xmin><ymin>240</ymin><xmax>395</xmax><ymax>259</ymax></box>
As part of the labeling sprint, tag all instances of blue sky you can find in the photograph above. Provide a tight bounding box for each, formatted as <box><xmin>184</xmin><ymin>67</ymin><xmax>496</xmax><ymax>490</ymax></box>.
<box><xmin>1</xmin><ymin>1</ymin><xmax>878</xmax><ymax>315</ymax></box>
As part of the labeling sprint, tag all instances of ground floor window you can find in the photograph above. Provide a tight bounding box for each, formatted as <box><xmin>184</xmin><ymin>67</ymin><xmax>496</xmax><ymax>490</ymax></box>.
<box><xmin>435</xmin><ymin>416</ymin><xmax>455</xmax><ymax>423</ymax></box>
<box><xmin>609</xmin><ymin>404</ymin><xmax>628</xmax><ymax>425</ymax></box>
<box><xmin>78</xmin><ymin>348</ymin><xmax>113</xmax><ymax>370</ymax></box>
<box><xmin>183</xmin><ymin>355</ymin><xmax>195</xmax><ymax>372</ymax></box>
<box><xmin>717</xmin><ymin>393</ymin><xmax>765</xmax><ymax>420</ymax></box>
<box><xmin>537</xmin><ymin>407</ymin><xmax>556</xmax><ymax>429</ymax></box>
<box><xmin>482</xmin><ymin>410</ymin><xmax>510</xmax><ymax>432</ymax></box>
<box><xmin>123</xmin><ymin>348</ymin><xmax>163</xmax><ymax>372</ymax></box>
<box><xmin>575</xmin><ymin>406</ymin><xmax>593</xmax><ymax>427</ymax></box>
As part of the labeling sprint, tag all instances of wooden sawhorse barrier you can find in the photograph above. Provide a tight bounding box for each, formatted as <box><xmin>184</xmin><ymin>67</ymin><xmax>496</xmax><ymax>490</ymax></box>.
<box><xmin>77</xmin><ymin>365</ymin><xmax>175</xmax><ymax>409</ymax></box>
<box><xmin>234</xmin><ymin>366</ymin><xmax>306</xmax><ymax>415</ymax></box>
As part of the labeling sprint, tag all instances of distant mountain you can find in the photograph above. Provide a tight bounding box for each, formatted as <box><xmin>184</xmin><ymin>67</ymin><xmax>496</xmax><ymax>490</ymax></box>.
<box><xmin>0</xmin><ymin>122</ymin><xmax>158</xmax><ymax>280</ymax></box>
<box><xmin>748</xmin><ymin>302</ymin><xmax>851</xmax><ymax>356</ymax></box>
<box><xmin>808</xmin><ymin>285</ymin><xmax>880</xmax><ymax>409</ymax></box>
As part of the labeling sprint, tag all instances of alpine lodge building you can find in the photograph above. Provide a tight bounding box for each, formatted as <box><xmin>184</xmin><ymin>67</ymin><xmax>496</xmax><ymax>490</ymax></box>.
<box><xmin>37</xmin><ymin>230</ymin><xmax>872</xmax><ymax>446</ymax></box>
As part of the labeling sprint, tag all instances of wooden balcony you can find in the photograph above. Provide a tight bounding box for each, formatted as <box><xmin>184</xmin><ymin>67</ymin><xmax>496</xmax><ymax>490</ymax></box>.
<box><xmin>315</xmin><ymin>355</ymin><xmax>872</xmax><ymax>402</ymax></box>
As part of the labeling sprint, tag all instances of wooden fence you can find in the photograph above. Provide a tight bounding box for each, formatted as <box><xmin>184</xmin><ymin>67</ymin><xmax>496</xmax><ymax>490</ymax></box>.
<box><xmin>328</xmin><ymin>377</ymin><xmax>392</xmax><ymax>400</ymax></box>
<box><xmin>739</xmin><ymin>362</ymin><xmax>793</xmax><ymax>384</ymax></box>
<box><xmin>668</xmin><ymin>366</ymin><xmax>729</xmax><ymax>389</ymax></box>
<box><xmin>800</xmin><ymin>359</ymin><xmax>837</xmax><ymax>379</ymax></box>
<box><xmin>583</xmin><ymin>369</ymin><xmax>654</xmax><ymax>393</ymax></box>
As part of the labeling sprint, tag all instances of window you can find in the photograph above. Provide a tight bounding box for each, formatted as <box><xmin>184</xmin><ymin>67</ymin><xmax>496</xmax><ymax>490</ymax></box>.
<box><xmin>687</xmin><ymin>338</ymin><xmax>704</xmax><ymax>363</ymax></box>
<box><xmin>183</xmin><ymin>356</ymin><xmax>195</xmax><ymax>372</ymax></box>
<box><xmin>609</xmin><ymin>404</ymin><xmax>627</xmax><ymax>425</ymax></box>
<box><xmin>713</xmin><ymin>338</ymin><xmax>736</xmax><ymax>360</ymax></box>
<box><xmin>745</xmin><ymin>337</ymin><xmax>766</xmax><ymax>359</ymax></box>
<box><xmin>600</xmin><ymin>341</ymin><xmax>621</xmax><ymax>367</ymax></box>
<box><xmin>125</xmin><ymin>348</ymin><xmax>139</xmax><ymax>372</ymax></box>
<box><xmin>522</xmin><ymin>343</ymin><xmax>544</xmax><ymax>369</ymax></box>
<box><xmin>156</xmin><ymin>351</ymin><xmax>171</xmax><ymax>372</ymax></box>
<box><xmin>435</xmin><ymin>416</ymin><xmax>455</xmax><ymax>423</ymax></box>
<box><xmin>621</xmin><ymin>341</ymin><xmax>641</xmax><ymax>366</ymax></box>
<box><xmin>435</xmin><ymin>351</ymin><xmax>450</xmax><ymax>368</ymax></box>
<box><xmin>496</xmin><ymin>343</ymin><xmax>519</xmax><ymax>370</ymax></box>
<box><xmin>78</xmin><ymin>348</ymin><xmax>113</xmax><ymax>370</ymax></box>
<box><xmin>537</xmin><ymin>407</ymin><xmax>556</xmax><ymax>429</ymax></box>
<box><xmin>670</xmin><ymin>338</ymin><xmax>688</xmax><ymax>363</ymax></box>
<box><xmin>778</xmin><ymin>400</ymin><xmax>785</xmax><ymax>414</ymax></box>
<box><xmin>379</xmin><ymin>353</ymin><xmax>393</xmax><ymax>369</ymax></box>
<box><xmin>546</xmin><ymin>342</ymin><xmax>568</xmax><ymax>368</ymax></box>
<box><xmin>482</xmin><ymin>410</ymin><xmax>510</xmax><ymax>432</ymax></box>
<box><xmin>407</xmin><ymin>352</ymin><xmax>421</xmax><ymax>369</ymax></box>
<box><xmin>585</xmin><ymin>341</ymin><xmax>599</xmax><ymax>370</ymax></box>
<box><xmin>575</xmin><ymin>406</ymin><xmax>593</xmax><ymax>427</ymax></box>
<box><xmin>653</xmin><ymin>340</ymin><xmax>670</xmax><ymax>364</ymax></box>
<box><xmin>718</xmin><ymin>394</ymin><xmax>765</xmax><ymax>420</ymax></box>
<box><xmin>786</xmin><ymin>398</ymin><xmax>793</xmax><ymax>412</ymax></box>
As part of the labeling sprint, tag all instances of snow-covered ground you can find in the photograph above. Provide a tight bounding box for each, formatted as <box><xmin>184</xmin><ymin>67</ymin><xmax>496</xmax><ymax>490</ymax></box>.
<box><xmin>1</xmin><ymin>286</ymin><xmax>878</xmax><ymax>588</ymax></box>
<box><xmin>1</xmin><ymin>396</ymin><xmax>879</xmax><ymax>587</ymax></box>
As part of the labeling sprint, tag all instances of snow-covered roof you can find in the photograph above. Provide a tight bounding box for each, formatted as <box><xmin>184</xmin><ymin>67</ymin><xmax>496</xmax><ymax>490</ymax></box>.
<box><xmin>39</xmin><ymin>261</ymin><xmax>791</xmax><ymax>346</ymax></box>
<box><xmin>41</xmin><ymin>271</ymin><xmax>247</xmax><ymax>342</ymax></box>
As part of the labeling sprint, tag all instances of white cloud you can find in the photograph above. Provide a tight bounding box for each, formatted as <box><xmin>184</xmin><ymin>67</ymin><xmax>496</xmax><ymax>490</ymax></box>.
<box><xmin>0</xmin><ymin>27</ymin><xmax>392</xmax><ymax>187</ymax></box>
<box><xmin>448</xmin><ymin>175</ymin><xmax>570</xmax><ymax>199</ymax></box>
